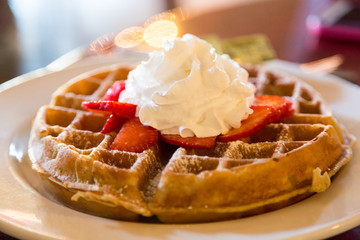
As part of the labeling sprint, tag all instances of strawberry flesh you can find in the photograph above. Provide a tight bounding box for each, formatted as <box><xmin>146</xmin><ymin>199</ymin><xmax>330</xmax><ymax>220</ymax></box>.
<box><xmin>110</xmin><ymin>117</ymin><xmax>158</xmax><ymax>153</ymax></box>
<box><xmin>160</xmin><ymin>134</ymin><xmax>216</xmax><ymax>149</ymax></box>
<box><xmin>217</xmin><ymin>95</ymin><xmax>295</xmax><ymax>142</ymax></box>
<box><xmin>101</xmin><ymin>114</ymin><xmax>125</xmax><ymax>134</ymax></box>
<box><xmin>253</xmin><ymin>95</ymin><xmax>294</xmax><ymax>122</ymax></box>
<box><xmin>82</xmin><ymin>101</ymin><xmax>136</xmax><ymax>118</ymax></box>
<box><xmin>217</xmin><ymin>105</ymin><xmax>274</xmax><ymax>142</ymax></box>
<box><xmin>102</xmin><ymin>80</ymin><xmax>126</xmax><ymax>101</ymax></box>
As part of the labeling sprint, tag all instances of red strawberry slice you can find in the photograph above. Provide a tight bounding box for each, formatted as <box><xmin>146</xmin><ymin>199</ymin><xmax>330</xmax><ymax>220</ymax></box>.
<box><xmin>82</xmin><ymin>101</ymin><xmax>136</xmax><ymax>118</ymax></box>
<box><xmin>110</xmin><ymin>117</ymin><xmax>158</xmax><ymax>153</ymax></box>
<box><xmin>218</xmin><ymin>95</ymin><xmax>295</xmax><ymax>142</ymax></box>
<box><xmin>160</xmin><ymin>134</ymin><xmax>216</xmax><ymax>149</ymax></box>
<box><xmin>101</xmin><ymin>114</ymin><xmax>126</xmax><ymax>134</ymax></box>
<box><xmin>253</xmin><ymin>95</ymin><xmax>295</xmax><ymax>122</ymax></box>
<box><xmin>102</xmin><ymin>80</ymin><xmax>126</xmax><ymax>101</ymax></box>
<box><xmin>217</xmin><ymin>105</ymin><xmax>274</xmax><ymax>142</ymax></box>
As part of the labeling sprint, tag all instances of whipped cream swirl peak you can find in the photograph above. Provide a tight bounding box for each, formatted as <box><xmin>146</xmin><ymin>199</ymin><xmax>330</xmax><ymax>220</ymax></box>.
<box><xmin>119</xmin><ymin>34</ymin><xmax>255</xmax><ymax>138</ymax></box>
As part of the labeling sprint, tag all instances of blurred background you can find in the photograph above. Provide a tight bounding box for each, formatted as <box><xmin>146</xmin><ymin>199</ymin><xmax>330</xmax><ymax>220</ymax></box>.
<box><xmin>1</xmin><ymin>0</ymin><xmax>360</xmax><ymax>84</ymax></box>
<box><xmin>0</xmin><ymin>0</ymin><xmax>168</xmax><ymax>82</ymax></box>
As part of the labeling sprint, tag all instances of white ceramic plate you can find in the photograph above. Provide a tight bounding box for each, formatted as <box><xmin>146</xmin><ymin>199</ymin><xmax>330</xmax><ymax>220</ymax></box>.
<box><xmin>0</xmin><ymin>57</ymin><xmax>359</xmax><ymax>240</ymax></box>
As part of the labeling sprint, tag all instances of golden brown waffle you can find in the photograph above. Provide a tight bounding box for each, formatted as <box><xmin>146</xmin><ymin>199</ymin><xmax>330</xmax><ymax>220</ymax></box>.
<box><xmin>28</xmin><ymin>64</ymin><xmax>354</xmax><ymax>223</ymax></box>
<box><xmin>29</xmin><ymin>65</ymin><xmax>165</xmax><ymax>221</ymax></box>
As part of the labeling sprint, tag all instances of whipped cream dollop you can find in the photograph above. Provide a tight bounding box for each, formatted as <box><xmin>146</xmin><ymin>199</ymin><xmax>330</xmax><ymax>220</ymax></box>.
<box><xmin>119</xmin><ymin>34</ymin><xmax>255</xmax><ymax>138</ymax></box>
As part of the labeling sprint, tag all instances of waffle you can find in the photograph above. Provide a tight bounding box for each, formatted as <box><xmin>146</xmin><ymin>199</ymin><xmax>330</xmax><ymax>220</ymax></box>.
<box><xmin>28</xmin><ymin>63</ymin><xmax>355</xmax><ymax>223</ymax></box>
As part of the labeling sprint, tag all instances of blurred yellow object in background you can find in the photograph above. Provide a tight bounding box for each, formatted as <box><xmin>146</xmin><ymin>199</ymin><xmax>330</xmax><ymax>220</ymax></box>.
<box><xmin>203</xmin><ymin>34</ymin><xmax>276</xmax><ymax>63</ymax></box>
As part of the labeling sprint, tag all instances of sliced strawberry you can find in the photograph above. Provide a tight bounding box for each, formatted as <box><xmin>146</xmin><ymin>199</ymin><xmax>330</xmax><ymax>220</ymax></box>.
<box><xmin>102</xmin><ymin>80</ymin><xmax>126</xmax><ymax>101</ymax></box>
<box><xmin>217</xmin><ymin>105</ymin><xmax>274</xmax><ymax>142</ymax></box>
<box><xmin>253</xmin><ymin>95</ymin><xmax>294</xmax><ymax>122</ymax></box>
<box><xmin>160</xmin><ymin>134</ymin><xmax>216</xmax><ymax>149</ymax></box>
<box><xmin>218</xmin><ymin>95</ymin><xmax>295</xmax><ymax>142</ymax></box>
<box><xmin>282</xmin><ymin>107</ymin><xmax>296</xmax><ymax>119</ymax></box>
<box><xmin>101</xmin><ymin>114</ymin><xmax>126</xmax><ymax>134</ymax></box>
<box><xmin>110</xmin><ymin>117</ymin><xmax>158</xmax><ymax>153</ymax></box>
<box><xmin>82</xmin><ymin>101</ymin><xmax>136</xmax><ymax>118</ymax></box>
<box><xmin>253</xmin><ymin>95</ymin><xmax>290</xmax><ymax>106</ymax></box>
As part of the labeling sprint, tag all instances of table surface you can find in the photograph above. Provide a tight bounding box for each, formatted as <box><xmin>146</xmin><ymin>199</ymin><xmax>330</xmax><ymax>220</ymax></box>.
<box><xmin>1</xmin><ymin>0</ymin><xmax>360</xmax><ymax>239</ymax></box>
